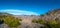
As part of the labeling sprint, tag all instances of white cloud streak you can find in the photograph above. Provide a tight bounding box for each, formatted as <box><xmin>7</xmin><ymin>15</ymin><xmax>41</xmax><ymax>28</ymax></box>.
<box><xmin>0</xmin><ymin>9</ymin><xmax>39</xmax><ymax>15</ymax></box>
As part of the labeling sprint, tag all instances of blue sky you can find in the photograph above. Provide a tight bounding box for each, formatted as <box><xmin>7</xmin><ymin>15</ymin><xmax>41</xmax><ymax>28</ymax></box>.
<box><xmin>0</xmin><ymin>0</ymin><xmax>60</xmax><ymax>15</ymax></box>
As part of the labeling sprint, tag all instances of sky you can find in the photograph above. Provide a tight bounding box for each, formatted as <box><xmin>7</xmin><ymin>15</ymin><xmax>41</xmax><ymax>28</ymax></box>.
<box><xmin>0</xmin><ymin>0</ymin><xmax>60</xmax><ymax>15</ymax></box>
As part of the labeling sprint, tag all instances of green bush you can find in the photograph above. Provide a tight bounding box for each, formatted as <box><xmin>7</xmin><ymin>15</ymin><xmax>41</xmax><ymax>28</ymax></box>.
<box><xmin>4</xmin><ymin>15</ymin><xmax>21</xmax><ymax>27</ymax></box>
<box><xmin>32</xmin><ymin>19</ymin><xmax>38</xmax><ymax>23</ymax></box>
<box><xmin>40</xmin><ymin>14</ymin><xmax>44</xmax><ymax>16</ymax></box>
<box><xmin>38</xmin><ymin>19</ymin><xmax>45</xmax><ymax>24</ymax></box>
<box><xmin>32</xmin><ymin>19</ymin><xmax>45</xmax><ymax>24</ymax></box>
<box><xmin>0</xmin><ymin>12</ymin><xmax>21</xmax><ymax>28</ymax></box>
<box><xmin>32</xmin><ymin>19</ymin><xmax>60</xmax><ymax>28</ymax></box>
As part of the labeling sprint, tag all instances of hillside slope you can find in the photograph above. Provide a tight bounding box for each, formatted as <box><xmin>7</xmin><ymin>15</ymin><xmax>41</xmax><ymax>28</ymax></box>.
<box><xmin>0</xmin><ymin>8</ymin><xmax>60</xmax><ymax>28</ymax></box>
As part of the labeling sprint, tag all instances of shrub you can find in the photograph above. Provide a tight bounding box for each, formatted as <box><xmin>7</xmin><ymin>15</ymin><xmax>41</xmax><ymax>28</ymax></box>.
<box><xmin>0</xmin><ymin>12</ymin><xmax>22</xmax><ymax>28</ymax></box>
<box><xmin>38</xmin><ymin>19</ymin><xmax>45</xmax><ymax>24</ymax></box>
<box><xmin>32</xmin><ymin>19</ymin><xmax>60</xmax><ymax>28</ymax></box>
<box><xmin>32</xmin><ymin>19</ymin><xmax>45</xmax><ymax>24</ymax></box>
<box><xmin>40</xmin><ymin>14</ymin><xmax>44</xmax><ymax>17</ymax></box>
<box><xmin>32</xmin><ymin>19</ymin><xmax>38</xmax><ymax>23</ymax></box>
<box><xmin>4</xmin><ymin>16</ymin><xmax>20</xmax><ymax>27</ymax></box>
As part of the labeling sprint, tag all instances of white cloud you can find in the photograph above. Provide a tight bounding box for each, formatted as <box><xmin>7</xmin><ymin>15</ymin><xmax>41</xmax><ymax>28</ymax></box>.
<box><xmin>0</xmin><ymin>9</ymin><xmax>39</xmax><ymax>15</ymax></box>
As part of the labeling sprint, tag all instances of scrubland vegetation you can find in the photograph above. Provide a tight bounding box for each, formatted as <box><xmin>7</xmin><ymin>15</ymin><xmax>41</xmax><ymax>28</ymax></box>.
<box><xmin>0</xmin><ymin>8</ymin><xmax>60</xmax><ymax>28</ymax></box>
<box><xmin>0</xmin><ymin>12</ymin><xmax>22</xmax><ymax>28</ymax></box>
<box><xmin>32</xmin><ymin>8</ymin><xmax>60</xmax><ymax>28</ymax></box>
